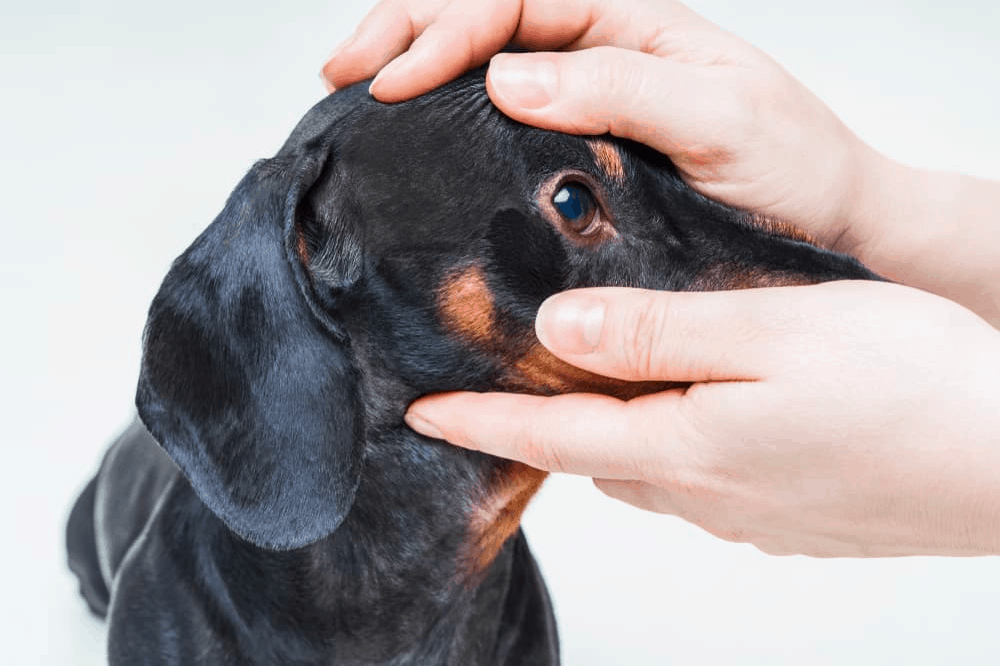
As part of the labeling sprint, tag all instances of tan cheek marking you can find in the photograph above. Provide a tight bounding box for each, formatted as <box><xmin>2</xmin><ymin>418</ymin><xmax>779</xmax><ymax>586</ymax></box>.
<box><xmin>437</xmin><ymin>265</ymin><xmax>496</xmax><ymax>345</ymax></box>
<box><xmin>462</xmin><ymin>462</ymin><xmax>549</xmax><ymax>580</ymax></box>
<box><xmin>507</xmin><ymin>344</ymin><xmax>680</xmax><ymax>400</ymax></box>
<box><xmin>746</xmin><ymin>212</ymin><xmax>817</xmax><ymax>245</ymax></box>
<box><xmin>587</xmin><ymin>140</ymin><xmax>626</xmax><ymax>182</ymax></box>
<box><xmin>460</xmin><ymin>342</ymin><xmax>678</xmax><ymax>582</ymax></box>
<box><xmin>688</xmin><ymin>262</ymin><xmax>825</xmax><ymax>291</ymax></box>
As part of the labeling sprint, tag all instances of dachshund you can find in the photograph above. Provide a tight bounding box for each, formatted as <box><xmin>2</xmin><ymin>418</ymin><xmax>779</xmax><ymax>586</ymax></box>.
<box><xmin>65</xmin><ymin>67</ymin><xmax>880</xmax><ymax>665</ymax></box>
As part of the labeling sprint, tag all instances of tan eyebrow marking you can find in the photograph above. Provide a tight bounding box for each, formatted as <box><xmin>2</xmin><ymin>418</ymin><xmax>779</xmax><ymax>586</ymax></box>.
<box><xmin>436</xmin><ymin>265</ymin><xmax>496</xmax><ymax>345</ymax></box>
<box><xmin>587</xmin><ymin>139</ymin><xmax>626</xmax><ymax>182</ymax></box>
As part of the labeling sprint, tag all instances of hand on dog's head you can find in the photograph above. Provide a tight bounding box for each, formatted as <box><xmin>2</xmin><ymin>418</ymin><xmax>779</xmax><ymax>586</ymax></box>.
<box><xmin>136</xmin><ymin>68</ymin><xmax>878</xmax><ymax>551</ymax></box>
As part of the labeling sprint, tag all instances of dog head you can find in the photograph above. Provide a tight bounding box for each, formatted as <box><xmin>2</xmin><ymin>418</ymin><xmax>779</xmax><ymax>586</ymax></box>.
<box><xmin>136</xmin><ymin>70</ymin><xmax>878</xmax><ymax>552</ymax></box>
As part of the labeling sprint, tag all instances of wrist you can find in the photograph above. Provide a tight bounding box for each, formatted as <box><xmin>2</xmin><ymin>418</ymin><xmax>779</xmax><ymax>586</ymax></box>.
<box><xmin>844</xmin><ymin>155</ymin><xmax>1000</xmax><ymax>326</ymax></box>
<box><xmin>833</xmin><ymin>144</ymin><xmax>929</xmax><ymax>268</ymax></box>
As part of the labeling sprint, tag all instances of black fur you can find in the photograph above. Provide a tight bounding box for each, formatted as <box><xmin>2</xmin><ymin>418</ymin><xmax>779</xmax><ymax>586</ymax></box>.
<box><xmin>66</xmin><ymin>68</ymin><xmax>879</xmax><ymax>665</ymax></box>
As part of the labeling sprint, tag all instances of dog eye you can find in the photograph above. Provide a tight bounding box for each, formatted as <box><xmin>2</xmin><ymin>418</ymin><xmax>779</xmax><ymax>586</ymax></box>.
<box><xmin>552</xmin><ymin>182</ymin><xmax>598</xmax><ymax>234</ymax></box>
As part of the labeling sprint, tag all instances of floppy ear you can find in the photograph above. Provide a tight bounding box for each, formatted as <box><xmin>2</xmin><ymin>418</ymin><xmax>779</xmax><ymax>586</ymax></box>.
<box><xmin>135</xmin><ymin>135</ymin><xmax>364</xmax><ymax>551</ymax></box>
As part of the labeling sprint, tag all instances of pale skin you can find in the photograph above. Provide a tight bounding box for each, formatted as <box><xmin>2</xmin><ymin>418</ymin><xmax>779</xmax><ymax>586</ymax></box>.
<box><xmin>322</xmin><ymin>0</ymin><xmax>1000</xmax><ymax>557</ymax></box>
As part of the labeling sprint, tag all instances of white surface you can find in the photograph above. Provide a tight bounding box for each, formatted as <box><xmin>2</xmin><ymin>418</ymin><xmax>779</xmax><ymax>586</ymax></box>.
<box><xmin>2</xmin><ymin>1</ymin><xmax>999</xmax><ymax>664</ymax></box>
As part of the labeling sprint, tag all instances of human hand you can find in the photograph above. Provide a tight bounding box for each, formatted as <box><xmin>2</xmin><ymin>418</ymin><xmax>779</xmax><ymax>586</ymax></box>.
<box><xmin>404</xmin><ymin>282</ymin><xmax>1000</xmax><ymax>557</ymax></box>
<box><xmin>321</xmin><ymin>0</ymin><xmax>887</xmax><ymax>256</ymax></box>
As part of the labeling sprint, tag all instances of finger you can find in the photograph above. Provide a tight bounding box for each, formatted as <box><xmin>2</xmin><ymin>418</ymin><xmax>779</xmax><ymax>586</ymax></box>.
<box><xmin>511</xmin><ymin>0</ymin><xmax>718</xmax><ymax>53</ymax></box>
<box><xmin>373</xmin><ymin>0</ymin><xmax>720</xmax><ymax>101</ymax></box>
<box><xmin>321</xmin><ymin>0</ymin><xmax>451</xmax><ymax>92</ymax></box>
<box><xmin>485</xmin><ymin>46</ymin><xmax>737</xmax><ymax>157</ymax></box>
<box><xmin>324</xmin><ymin>0</ymin><xmax>527</xmax><ymax>100</ymax></box>
<box><xmin>532</xmin><ymin>286</ymin><xmax>822</xmax><ymax>383</ymax></box>
<box><xmin>404</xmin><ymin>388</ymin><xmax>695</xmax><ymax>479</ymax></box>
<box><xmin>330</xmin><ymin>0</ymin><xmax>717</xmax><ymax>102</ymax></box>
<box><xmin>368</xmin><ymin>0</ymin><xmax>526</xmax><ymax>101</ymax></box>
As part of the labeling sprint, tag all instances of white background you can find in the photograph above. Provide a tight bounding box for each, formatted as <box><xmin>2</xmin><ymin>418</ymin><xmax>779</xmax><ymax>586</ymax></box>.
<box><xmin>2</xmin><ymin>0</ymin><xmax>1000</xmax><ymax>664</ymax></box>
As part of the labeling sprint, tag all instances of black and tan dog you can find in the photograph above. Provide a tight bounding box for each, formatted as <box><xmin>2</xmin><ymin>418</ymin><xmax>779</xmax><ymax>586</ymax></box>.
<box><xmin>66</xmin><ymin>68</ymin><xmax>879</xmax><ymax>664</ymax></box>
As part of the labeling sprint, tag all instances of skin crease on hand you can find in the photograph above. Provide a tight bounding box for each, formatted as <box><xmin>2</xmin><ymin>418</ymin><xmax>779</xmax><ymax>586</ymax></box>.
<box><xmin>323</xmin><ymin>0</ymin><xmax>1000</xmax><ymax>557</ymax></box>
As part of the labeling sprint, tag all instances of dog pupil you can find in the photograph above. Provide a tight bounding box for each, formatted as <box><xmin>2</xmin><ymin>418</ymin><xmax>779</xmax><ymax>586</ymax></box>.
<box><xmin>553</xmin><ymin>183</ymin><xmax>593</xmax><ymax>223</ymax></box>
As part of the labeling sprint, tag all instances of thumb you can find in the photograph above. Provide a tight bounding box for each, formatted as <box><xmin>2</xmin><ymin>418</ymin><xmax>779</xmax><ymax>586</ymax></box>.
<box><xmin>535</xmin><ymin>287</ymin><xmax>802</xmax><ymax>383</ymax></box>
<box><xmin>485</xmin><ymin>47</ymin><xmax>725</xmax><ymax>156</ymax></box>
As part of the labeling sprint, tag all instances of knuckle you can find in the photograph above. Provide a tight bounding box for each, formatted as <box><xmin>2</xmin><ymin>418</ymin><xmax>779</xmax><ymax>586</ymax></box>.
<box><xmin>589</xmin><ymin>48</ymin><xmax>643</xmax><ymax>94</ymax></box>
<box><xmin>563</xmin><ymin>48</ymin><xmax>646</xmax><ymax>127</ymax></box>
<box><xmin>614</xmin><ymin>294</ymin><xmax>670</xmax><ymax>380</ymax></box>
<box><xmin>403</xmin><ymin>0</ymin><xmax>449</xmax><ymax>27</ymax></box>
<box><xmin>516</xmin><ymin>400</ymin><xmax>569</xmax><ymax>472</ymax></box>
<box><xmin>520</xmin><ymin>432</ymin><xmax>566</xmax><ymax>473</ymax></box>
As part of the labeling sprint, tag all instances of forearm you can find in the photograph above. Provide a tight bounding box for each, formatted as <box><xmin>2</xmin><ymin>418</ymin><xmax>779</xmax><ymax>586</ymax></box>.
<box><xmin>847</xmin><ymin>151</ymin><xmax>1000</xmax><ymax>328</ymax></box>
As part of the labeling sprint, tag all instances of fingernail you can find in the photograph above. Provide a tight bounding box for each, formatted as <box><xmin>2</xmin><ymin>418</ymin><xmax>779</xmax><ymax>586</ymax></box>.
<box><xmin>488</xmin><ymin>53</ymin><xmax>558</xmax><ymax>110</ymax></box>
<box><xmin>369</xmin><ymin>54</ymin><xmax>408</xmax><ymax>96</ymax></box>
<box><xmin>404</xmin><ymin>409</ymin><xmax>444</xmax><ymax>440</ymax></box>
<box><xmin>536</xmin><ymin>293</ymin><xmax>605</xmax><ymax>354</ymax></box>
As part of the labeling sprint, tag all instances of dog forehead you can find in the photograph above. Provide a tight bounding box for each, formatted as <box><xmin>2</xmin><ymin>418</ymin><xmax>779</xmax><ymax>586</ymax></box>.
<box><xmin>292</xmin><ymin>72</ymin><xmax>650</xmax><ymax>203</ymax></box>
<box><xmin>327</xmin><ymin>92</ymin><xmax>614</xmax><ymax>228</ymax></box>
<box><xmin>327</xmin><ymin>75</ymin><xmax>616</xmax><ymax>182</ymax></box>
<box><xmin>303</xmin><ymin>72</ymin><xmax>653</xmax><ymax>272</ymax></box>
<box><xmin>344</xmin><ymin>109</ymin><xmax>504</xmax><ymax>181</ymax></box>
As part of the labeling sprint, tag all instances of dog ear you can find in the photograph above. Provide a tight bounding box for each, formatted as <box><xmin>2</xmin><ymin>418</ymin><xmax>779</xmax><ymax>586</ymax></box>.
<box><xmin>135</xmin><ymin>134</ymin><xmax>364</xmax><ymax>551</ymax></box>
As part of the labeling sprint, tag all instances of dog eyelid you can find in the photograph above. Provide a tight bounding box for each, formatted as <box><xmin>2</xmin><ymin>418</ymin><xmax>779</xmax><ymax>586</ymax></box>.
<box><xmin>537</xmin><ymin>170</ymin><xmax>617</xmax><ymax>246</ymax></box>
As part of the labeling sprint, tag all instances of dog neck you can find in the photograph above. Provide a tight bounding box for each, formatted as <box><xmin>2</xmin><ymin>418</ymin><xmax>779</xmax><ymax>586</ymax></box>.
<box><xmin>349</xmin><ymin>424</ymin><xmax>547</xmax><ymax>582</ymax></box>
<box><xmin>182</xmin><ymin>425</ymin><xmax>539</xmax><ymax>663</ymax></box>
<box><xmin>219</xmin><ymin>426</ymin><xmax>544</xmax><ymax>662</ymax></box>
